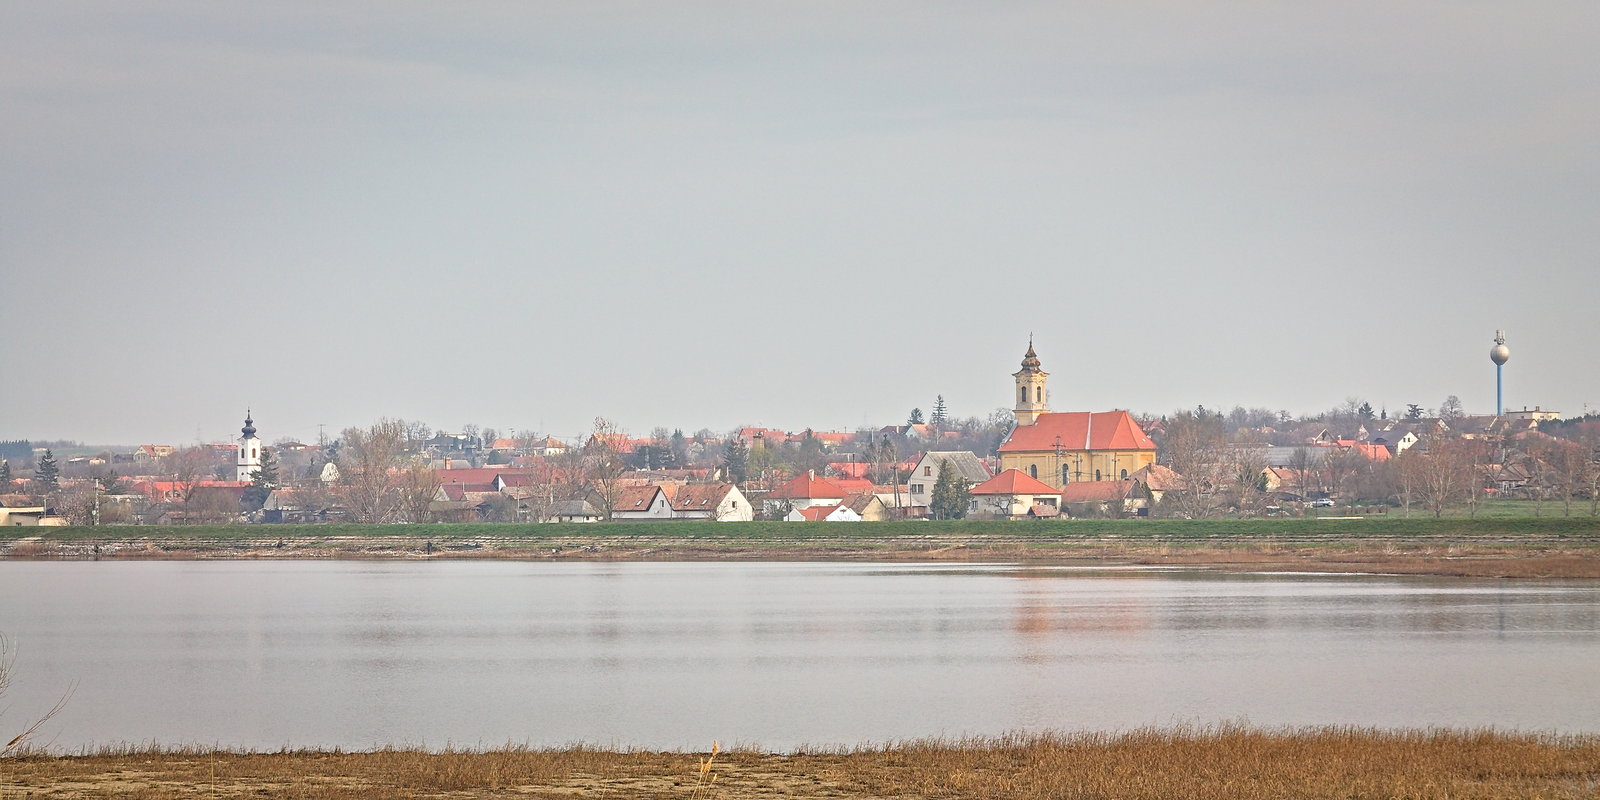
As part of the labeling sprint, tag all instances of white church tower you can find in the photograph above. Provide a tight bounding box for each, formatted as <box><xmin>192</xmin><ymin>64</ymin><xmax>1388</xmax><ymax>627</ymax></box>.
<box><xmin>236</xmin><ymin>410</ymin><xmax>262</xmax><ymax>482</ymax></box>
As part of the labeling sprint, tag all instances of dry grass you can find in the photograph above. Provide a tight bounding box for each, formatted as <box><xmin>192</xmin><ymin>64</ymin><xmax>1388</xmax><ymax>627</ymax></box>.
<box><xmin>4</xmin><ymin>727</ymin><xmax>1600</xmax><ymax>799</ymax></box>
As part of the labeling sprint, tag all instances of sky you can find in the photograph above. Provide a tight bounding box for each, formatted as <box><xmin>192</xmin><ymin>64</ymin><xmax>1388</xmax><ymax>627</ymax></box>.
<box><xmin>4</xmin><ymin>2</ymin><xmax>1598</xmax><ymax>446</ymax></box>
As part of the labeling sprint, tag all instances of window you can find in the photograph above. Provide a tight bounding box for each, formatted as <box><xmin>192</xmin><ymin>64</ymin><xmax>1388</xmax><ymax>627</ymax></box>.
<box><xmin>924</xmin><ymin>466</ymin><xmax>932</xmax><ymax>477</ymax></box>
<box><xmin>911</xmin><ymin>483</ymin><xmax>923</xmax><ymax>494</ymax></box>
<box><xmin>1061</xmin><ymin>465</ymin><xmax>1070</xmax><ymax>485</ymax></box>
<box><xmin>1019</xmin><ymin>387</ymin><xmax>1027</xmax><ymax>404</ymax></box>
<box><xmin>1028</xmin><ymin>464</ymin><xmax>1037</xmax><ymax>479</ymax></box>
<box><xmin>1120</xmin><ymin>469</ymin><xmax>1128</xmax><ymax>480</ymax></box>
<box><xmin>1095</xmin><ymin>470</ymin><xmax>1102</xmax><ymax>481</ymax></box>
<box><xmin>1034</xmin><ymin>386</ymin><xmax>1041</xmax><ymax>403</ymax></box>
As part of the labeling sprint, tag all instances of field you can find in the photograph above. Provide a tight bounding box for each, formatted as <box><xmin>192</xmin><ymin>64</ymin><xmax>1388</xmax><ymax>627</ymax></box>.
<box><xmin>5</xmin><ymin>727</ymin><xmax>1600</xmax><ymax>799</ymax></box>
<box><xmin>4</xmin><ymin>516</ymin><xmax>1600</xmax><ymax>578</ymax></box>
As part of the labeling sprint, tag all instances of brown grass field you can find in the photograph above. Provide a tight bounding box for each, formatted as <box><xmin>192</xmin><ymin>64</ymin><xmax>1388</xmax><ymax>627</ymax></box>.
<box><xmin>5</xmin><ymin>727</ymin><xmax>1600</xmax><ymax>799</ymax></box>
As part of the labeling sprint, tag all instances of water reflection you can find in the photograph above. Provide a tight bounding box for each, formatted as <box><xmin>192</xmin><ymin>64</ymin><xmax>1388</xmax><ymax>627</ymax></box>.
<box><xmin>0</xmin><ymin>561</ymin><xmax>1595</xmax><ymax>751</ymax></box>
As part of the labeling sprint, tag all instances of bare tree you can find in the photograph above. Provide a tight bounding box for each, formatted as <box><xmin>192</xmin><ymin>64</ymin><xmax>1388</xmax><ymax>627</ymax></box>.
<box><xmin>1409</xmin><ymin>435</ymin><xmax>1476</xmax><ymax>518</ymax></box>
<box><xmin>336</xmin><ymin>418</ymin><xmax>409</xmax><ymax>523</ymax></box>
<box><xmin>1158</xmin><ymin>410</ymin><xmax>1229</xmax><ymax>518</ymax></box>
<box><xmin>585</xmin><ymin>417</ymin><xmax>630</xmax><ymax>521</ymax></box>
<box><xmin>396</xmin><ymin>460</ymin><xmax>440</xmax><ymax>523</ymax></box>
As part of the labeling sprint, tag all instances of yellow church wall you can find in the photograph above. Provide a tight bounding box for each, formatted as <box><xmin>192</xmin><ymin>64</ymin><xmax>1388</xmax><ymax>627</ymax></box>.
<box><xmin>999</xmin><ymin>450</ymin><xmax>1156</xmax><ymax>489</ymax></box>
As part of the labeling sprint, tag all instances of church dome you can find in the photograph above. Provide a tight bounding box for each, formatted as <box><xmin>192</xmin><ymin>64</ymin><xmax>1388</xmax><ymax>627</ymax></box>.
<box><xmin>241</xmin><ymin>411</ymin><xmax>257</xmax><ymax>438</ymax></box>
<box><xmin>1020</xmin><ymin>343</ymin><xmax>1041</xmax><ymax>370</ymax></box>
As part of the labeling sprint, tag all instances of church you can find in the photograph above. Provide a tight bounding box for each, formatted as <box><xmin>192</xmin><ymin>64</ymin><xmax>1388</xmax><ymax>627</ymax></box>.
<box><xmin>996</xmin><ymin>342</ymin><xmax>1157</xmax><ymax>488</ymax></box>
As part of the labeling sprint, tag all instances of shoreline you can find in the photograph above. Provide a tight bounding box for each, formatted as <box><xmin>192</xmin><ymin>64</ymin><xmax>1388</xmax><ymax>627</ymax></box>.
<box><xmin>6</xmin><ymin>727</ymin><xmax>1599</xmax><ymax>799</ymax></box>
<box><xmin>3</xmin><ymin>534</ymin><xmax>1599</xmax><ymax>578</ymax></box>
<box><xmin>5</xmin><ymin>518</ymin><xmax>1600</xmax><ymax>578</ymax></box>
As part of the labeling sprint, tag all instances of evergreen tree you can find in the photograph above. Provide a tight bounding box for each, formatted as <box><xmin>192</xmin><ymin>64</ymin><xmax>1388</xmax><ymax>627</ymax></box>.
<box><xmin>907</xmin><ymin>408</ymin><xmax>925</xmax><ymax>426</ymax></box>
<box><xmin>722</xmin><ymin>437</ymin><xmax>750</xmax><ymax>484</ymax></box>
<box><xmin>1405</xmin><ymin>404</ymin><xmax>1424</xmax><ymax>421</ymax></box>
<box><xmin>34</xmin><ymin>449</ymin><xmax>59</xmax><ymax>493</ymax></box>
<box><xmin>1357</xmin><ymin>401</ymin><xmax>1375</xmax><ymax>421</ymax></box>
<box><xmin>930</xmin><ymin>395</ymin><xmax>949</xmax><ymax>426</ymax></box>
<box><xmin>96</xmin><ymin>469</ymin><xmax>120</xmax><ymax>493</ymax></box>
<box><xmin>0</xmin><ymin>459</ymin><xmax>11</xmax><ymax>489</ymax></box>
<box><xmin>243</xmin><ymin>449</ymin><xmax>280</xmax><ymax>510</ymax></box>
<box><xmin>928</xmin><ymin>459</ymin><xmax>972</xmax><ymax>520</ymax></box>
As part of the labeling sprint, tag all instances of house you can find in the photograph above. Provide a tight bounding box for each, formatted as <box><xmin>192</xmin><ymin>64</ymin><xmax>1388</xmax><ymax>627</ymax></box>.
<box><xmin>785</xmin><ymin>504</ymin><xmax>863</xmax><ymax>522</ymax></box>
<box><xmin>842</xmin><ymin>492</ymin><xmax>889</xmax><ymax>521</ymax></box>
<box><xmin>0</xmin><ymin>494</ymin><xmax>51</xmax><ymax>526</ymax></box>
<box><xmin>764</xmin><ymin>469</ymin><xmax>848</xmax><ymax>515</ymax></box>
<box><xmin>547</xmin><ymin>498</ymin><xmax>602</xmax><ymax>523</ymax></box>
<box><xmin>668</xmin><ymin>483</ymin><xmax>753</xmax><ymax>522</ymax></box>
<box><xmin>1366</xmin><ymin>427</ymin><xmax>1421</xmax><ymax>455</ymax></box>
<box><xmin>611</xmin><ymin>485</ymin><xmax>675</xmax><ymax>521</ymax></box>
<box><xmin>968</xmin><ymin>469</ymin><xmax>1061</xmax><ymax>520</ymax></box>
<box><xmin>1127</xmin><ymin>464</ymin><xmax>1187</xmax><ymax>504</ymax></box>
<box><xmin>905</xmin><ymin>451</ymin><xmax>991</xmax><ymax>505</ymax></box>
<box><xmin>997</xmin><ymin>342</ymin><xmax>1157</xmax><ymax>487</ymax></box>
<box><xmin>1059</xmin><ymin>480</ymin><xmax>1151</xmax><ymax>517</ymax></box>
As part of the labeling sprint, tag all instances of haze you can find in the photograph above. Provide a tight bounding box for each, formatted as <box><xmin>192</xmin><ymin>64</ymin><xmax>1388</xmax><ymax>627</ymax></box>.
<box><xmin>4</xmin><ymin>2</ymin><xmax>1597</xmax><ymax>445</ymax></box>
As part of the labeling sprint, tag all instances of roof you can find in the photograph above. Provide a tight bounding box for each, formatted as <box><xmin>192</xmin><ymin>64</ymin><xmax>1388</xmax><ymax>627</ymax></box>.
<box><xmin>1059</xmin><ymin>480</ymin><xmax>1134</xmax><ymax>503</ymax></box>
<box><xmin>1128</xmin><ymin>463</ymin><xmax>1188</xmax><ymax>491</ymax></box>
<box><xmin>669</xmin><ymin>483</ymin><xmax>734</xmax><ymax>511</ymax></box>
<box><xmin>971</xmin><ymin>469</ymin><xmax>1059</xmax><ymax>496</ymax></box>
<box><xmin>1027</xmin><ymin>503</ymin><xmax>1060</xmax><ymax>518</ymax></box>
<box><xmin>438</xmin><ymin>483</ymin><xmax>498</xmax><ymax>501</ymax></box>
<box><xmin>842</xmin><ymin>492</ymin><xmax>883</xmax><ymax>515</ymax></box>
<box><xmin>795</xmin><ymin>504</ymin><xmax>841</xmax><ymax>521</ymax></box>
<box><xmin>768</xmin><ymin>470</ymin><xmax>847</xmax><ymax>499</ymax></box>
<box><xmin>550</xmin><ymin>499</ymin><xmax>599</xmax><ymax>517</ymax></box>
<box><xmin>613</xmin><ymin>485</ymin><xmax>666</xmax><ymax>511</ymax></box>
<box><xmin>913</xmin><ymin>451</ymin><xmax>992</xmax><ymax>483</ymax></box>
<box><xmin>999</xmin><ymin>411</ymin><xmax>1157</xmax><ymax>453</ymax></box>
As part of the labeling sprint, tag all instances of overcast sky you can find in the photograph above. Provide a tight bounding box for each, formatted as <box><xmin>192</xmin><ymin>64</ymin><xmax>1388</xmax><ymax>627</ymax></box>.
<box><xmin>4</xmin><ymin>2</ymin><xmax>1597</xmax><ymax>446</ymax></box>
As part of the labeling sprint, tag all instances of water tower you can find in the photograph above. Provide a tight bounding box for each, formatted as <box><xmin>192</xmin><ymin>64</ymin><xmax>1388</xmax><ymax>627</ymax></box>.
<box><xmin>1489</xmin><ymin>330</ymin><xmax>1510</xmax><ymax>416</ymax></box>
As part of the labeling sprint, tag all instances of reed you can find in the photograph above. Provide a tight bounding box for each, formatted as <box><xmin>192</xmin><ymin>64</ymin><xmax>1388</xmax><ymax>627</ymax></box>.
<box><xmin>3</xmin><ymin>727</ymin><xmax>1599</xmax><ymax>799</ymax></box>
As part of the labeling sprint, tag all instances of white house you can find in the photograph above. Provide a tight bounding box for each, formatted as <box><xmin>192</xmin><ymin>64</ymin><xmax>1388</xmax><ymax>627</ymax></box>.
<box><xmin>785</xmin><ymin>504</ymin><xmax>863</xmax><ymax>522</ymax></box>
<box><xmin>764</xmin><ymin>470</ymin><xmax>848</xmax><ymax>515</ymax></box>
<box><xmin>669</xmin><ymin>483</ymin><xmax>753</xmax><ymax>522</ymax></box>
<box><xmin>906</xmin><ymin>451</ymin><xmax>991</xmax><ymax>505</ymax></box>
<box><xmin>611</xmin><ymin>485</ymin><xmax>675</xmax><ymax>521</ymax></box>
<box><xmin>967</xmin><ymin>468</ymin><xmax>1061</xmax><ymax>520</ymax></box>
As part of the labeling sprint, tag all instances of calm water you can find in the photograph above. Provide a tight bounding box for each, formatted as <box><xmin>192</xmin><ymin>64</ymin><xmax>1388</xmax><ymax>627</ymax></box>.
<box><xmin>1</xmin><ymin>561</ymin><xmax>1597</xmax><ymax>751</ymax></box>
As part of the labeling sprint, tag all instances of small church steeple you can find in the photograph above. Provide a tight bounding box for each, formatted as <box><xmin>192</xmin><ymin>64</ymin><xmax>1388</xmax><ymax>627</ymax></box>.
<box><xmin>236</xmin><ymin>408</ymin><xmax>262</xmax><ymax>482</ymax></box>
<box><xmin>1013</xmin><ymin>338</ymin><xmax>1049</xmax><ymax>426</ymax></box>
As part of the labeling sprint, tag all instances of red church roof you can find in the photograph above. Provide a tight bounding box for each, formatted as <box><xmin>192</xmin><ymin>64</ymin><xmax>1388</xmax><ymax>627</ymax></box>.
<box><xmin>998</xmin><ymin>411</ymin><xmax>1157</xmax><ymax>453</ymax></box>
<box><xmin>971</xmin><ymin>469</ymin><xmax>1059</xmax><ymax>496</ymax></box>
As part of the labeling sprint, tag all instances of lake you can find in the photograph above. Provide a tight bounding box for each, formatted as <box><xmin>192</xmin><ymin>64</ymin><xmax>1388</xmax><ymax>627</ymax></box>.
<box><xmin>1</xmin><ymin>561</ymin><xmax>1596</xmax><ymax>751</ymax></box>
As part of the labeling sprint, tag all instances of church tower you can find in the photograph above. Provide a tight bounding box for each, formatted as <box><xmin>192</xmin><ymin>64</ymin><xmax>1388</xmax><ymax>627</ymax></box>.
<box><xmin>1013</xmin><ymin>340</ymin><xmax>1049</xmax><ymax>426</ymax></box>
<box><xmin>236</xmin><ymin>410</ymin><xmax>262</xmax><ymax>482</ymax></box>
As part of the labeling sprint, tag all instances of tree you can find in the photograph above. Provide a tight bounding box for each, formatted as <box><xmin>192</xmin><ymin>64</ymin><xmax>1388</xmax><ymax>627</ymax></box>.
<box><xmin>336</xmin><ymin>418</ymin><xmax>409</xmax><ymax>523</ymax></box>
<box><xmin>1156</xmin><ymin>410</ymin><xmax>1229</xmax><ymax>518</ymax></box>
<box><xmin>1357</xmin><ymin>401</ymin><xmax>1375</xmax><ymax>421</ymax></box>
<box><xmin>0</xmin><ymin>459</ymin><xmax>11</xmax><ymax>489</ymax></box>
<box><xmin>930</xmin><ymin>396</ymin><xmax>949</xmax><ymax>426</ymax></box>
<box><xmin>396</xmin><ymin>461</ymin><xmax>440</xmax><ymax>523</ymax></box>
<box><xmin>722</xmin><ymin>437</ymin><xmax>750</xmax><ymax>484</ymax></box>
<box><xmin>1439</xmin><ymin>395</ymin><xmax>1466</xmax><ymax>425</ymax></box>
<box><xmin>907</xmin><ymin>408</ymin><xmax>925</xmax><ymax>426</ymax></box>
<box><xmin>33</xmin><ymin>449</ymin><xmax>59</xmax><ymax>494</ymax></box>
<box><xmin>1405</xmin><ymin>404</ymin><xmax>1424</xmax><ymax>421</ymax></box>
<box><xmin>242</xmin><ymin>449</ymin><xmax>280</xmax><ymax>511</ymax></box>
<box><xmin>1406</xmin><ymin>435</ymin><xmax>1476</xmax><ymax>518</ymax></box>
<box><xmin>928</xmin><ymin>459</ymin><xmax>971</xmax><ymax>520</ymax></box>
<box><xmin>584</xmin><ymin>418</ymin><xmax>631</xmax><ymax>521</ymax></box>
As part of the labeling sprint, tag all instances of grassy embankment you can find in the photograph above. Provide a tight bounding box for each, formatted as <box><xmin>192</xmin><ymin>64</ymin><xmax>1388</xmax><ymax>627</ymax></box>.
<box><xmin>3</xmin><ymin>516</ymin><xmax>1599</xmax><ymax>577</ymax></box>
<box><xmin>5</xmin><ymin>727</ymin><xmax>1600</xmax><ymax>799</ymax></box>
